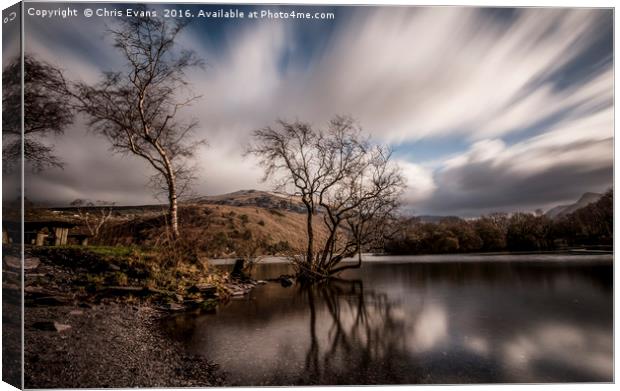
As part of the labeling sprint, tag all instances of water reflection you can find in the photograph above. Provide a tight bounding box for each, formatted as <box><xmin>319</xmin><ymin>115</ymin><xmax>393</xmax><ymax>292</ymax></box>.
<box><xmin>164</xmin><ymin>255</ymin><xmax>613</xmax><ymax>385</ymax></box>
<box><xmin>302</xmin><ymin>279</ymin><xmax>412</xmax><ymax>384</ymax></box>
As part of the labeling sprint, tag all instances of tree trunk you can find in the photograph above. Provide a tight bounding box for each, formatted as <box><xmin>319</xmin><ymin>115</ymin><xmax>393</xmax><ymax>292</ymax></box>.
<box><xmin>168</xmin><ymin>183</ymin><xmax>179</xmax><ymax>240</ymax></box>
<box><xmin>158</xmin><ymin>146</ymin><xmax>179</xmax><ymax>241</ymax></box>
<box><xmin>306</xmin><ymin>208</ymin><xmax>314</xmax><ymax>268</ymax></box>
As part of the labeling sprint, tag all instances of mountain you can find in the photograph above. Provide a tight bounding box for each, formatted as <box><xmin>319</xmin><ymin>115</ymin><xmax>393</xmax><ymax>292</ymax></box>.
<box><xmin>545</xmin><ymin>192</ymin><xmax>602</xmax><ymax>219</ymax></box>
<box><xmin>189</xmin><ymin>189</ymin><xmax>306</xmax><ymax>213</ymax></box>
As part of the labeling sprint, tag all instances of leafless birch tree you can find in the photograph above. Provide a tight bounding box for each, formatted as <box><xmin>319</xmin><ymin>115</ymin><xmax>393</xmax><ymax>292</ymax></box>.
<box><xmin>74</xmin><ymin>13</ymin><xmax>204</xmax><ymax>239</ymax></box>
<box><xmin>249</xmin><ymin>116</ymin><xmax>405</xmax><ymax>281</ymax></box>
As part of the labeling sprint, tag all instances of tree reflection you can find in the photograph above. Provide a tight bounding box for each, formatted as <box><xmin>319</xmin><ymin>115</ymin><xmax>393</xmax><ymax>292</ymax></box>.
<box><xmin>301</xmin><ymin>279</ymin><xmax>415</xmax><ymax>384</ymax></box>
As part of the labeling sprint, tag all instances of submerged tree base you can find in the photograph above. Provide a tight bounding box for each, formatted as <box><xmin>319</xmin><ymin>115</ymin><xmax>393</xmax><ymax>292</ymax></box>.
<box><xmin>293</xmin><ymin>257</ymin><xmax>363</xmax><ymax>284</ymax></box>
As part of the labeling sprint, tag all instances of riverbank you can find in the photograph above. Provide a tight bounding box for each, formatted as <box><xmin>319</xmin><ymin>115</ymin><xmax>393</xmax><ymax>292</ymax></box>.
<box><xmin>11</xmin><ymin>245</ymin><xmax>263</xmax><ymax>388</ymax></box>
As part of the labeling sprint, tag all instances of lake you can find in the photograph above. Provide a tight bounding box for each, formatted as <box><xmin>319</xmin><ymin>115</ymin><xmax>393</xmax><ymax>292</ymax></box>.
<box><xmin>163</xmin><ymin>254</ymin><xmax>613</xmax><ymax>385</ymax></box>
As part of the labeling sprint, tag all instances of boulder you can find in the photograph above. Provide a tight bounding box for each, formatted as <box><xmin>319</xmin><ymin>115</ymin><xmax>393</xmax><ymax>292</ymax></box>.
<box><xmin>24</xmin><ymin>257</ymin><xmax>41</xmax><ymax>270</ymax></box>
<box><xmin>188</xmin><ymin>283</ymin><xmax>217</xmax><ymax>296</ymax></box>
<box><xmin>4</xmin><ymin>256</ymin><xmax>41</xmax><ymax>270</ymax></box>
<box><xmin>54</xmin><ymin>322</ymin><xmax>72</xmax><ymax>332</ymax></box>
<box><xmin>3</xmin><ymin>256</ymin><xmax>21</xmax><ymax>269</ymax></box>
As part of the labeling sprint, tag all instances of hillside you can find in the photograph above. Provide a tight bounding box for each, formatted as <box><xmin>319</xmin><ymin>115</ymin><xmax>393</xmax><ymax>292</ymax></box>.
<box><xmin>189</xmin><ymin>189</ymin><xmax>307</xmax><ymax>213</ymax></box>
<box><xmin>546</xmin><ymin>192</ymin><xmax>602</xmax><ymax>219</ymax></box>
<box><xmin>31</xmin><ymin>190</ymin><xmax>326</xmax><ymax>259</ymax></box>
<box><xmin>100</xmin><ymin>203</ymin><xmax>330</xmax><ymax>258</ymax></box>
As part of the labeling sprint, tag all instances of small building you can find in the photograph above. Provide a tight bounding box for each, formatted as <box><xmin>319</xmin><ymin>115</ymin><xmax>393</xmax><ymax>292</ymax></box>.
<box><xmin>3</xmin><ymin>220</ymin><xmax>82</xmax><ymax>246</ymax></box>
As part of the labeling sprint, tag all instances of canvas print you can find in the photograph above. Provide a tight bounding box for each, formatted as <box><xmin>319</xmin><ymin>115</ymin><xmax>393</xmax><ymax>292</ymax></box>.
<box><xmin>2</xmin><ymin>1</ymin><xmax>614</xmax><ymax>388</ymax></box>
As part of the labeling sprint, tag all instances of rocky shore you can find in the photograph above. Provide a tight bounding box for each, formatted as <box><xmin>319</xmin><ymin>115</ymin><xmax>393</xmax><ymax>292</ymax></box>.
<box><xmin>3</xmin><ymin>247</ymin><xmax>267</xmax><ymax>388</ymax></box>
<box><xmin>25</xmin><ymin>303</ymin><xmax>223</xmax><ymax>388</ymax></box>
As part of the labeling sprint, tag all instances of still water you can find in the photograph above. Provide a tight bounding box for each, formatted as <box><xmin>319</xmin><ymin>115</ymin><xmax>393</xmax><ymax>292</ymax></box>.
<box><xmin>164</xmin><ymin>254</ymin><xmax>613</xmax><ymax>385</ymax></box>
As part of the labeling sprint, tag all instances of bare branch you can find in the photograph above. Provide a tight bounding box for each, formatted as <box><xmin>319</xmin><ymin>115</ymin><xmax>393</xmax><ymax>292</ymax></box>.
<box><xmin>248</xmin><ymin>116</ymin><xmax>405</xmax><ymax>281</ymax></box>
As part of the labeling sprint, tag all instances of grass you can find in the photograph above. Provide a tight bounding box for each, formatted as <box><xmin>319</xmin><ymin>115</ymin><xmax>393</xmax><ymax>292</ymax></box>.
<box><xmin>31</xmin><ymin>243</ymin><xmax>231</xmax><ymax>300</ymax></box>
<box><xmin>77</xmin><ymin>245</ymin><xmax>142</xmax><ymax>258</ymax></box>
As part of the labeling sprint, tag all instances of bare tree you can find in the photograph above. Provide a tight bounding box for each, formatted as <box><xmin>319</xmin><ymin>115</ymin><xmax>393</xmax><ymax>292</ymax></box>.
<box><xmin>2</xmin><ymin>54</ymin><xmax>73</xmax><ymax>172</ymax></box>
<box><xmin>74</xmin><ymin>12</ymin><xmax>204</xmax><ymax>239</ymax></box>
<box><xmin>70</xmin><ymin>199</ymin><xmax>115</xmax><ymax>238</ymax></box>
<box><xmin>249</xmin><ymin>116</ymin><xmax>405</xmax><ymax>281</ymax></box>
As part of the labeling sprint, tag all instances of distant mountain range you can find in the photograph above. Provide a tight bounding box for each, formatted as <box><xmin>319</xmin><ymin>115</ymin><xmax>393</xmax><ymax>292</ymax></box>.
<box><xmin>42</xmin><ymin>188</ymin><xmax>604</xmax><ymax>228</ymax></box>
<box><xmin>416</xmin><ymin>215</ymin><xmax>461</xmax><ymax>223</ymax></box>
<box><xmin>545</xmin><ymin>192</ymin><xmax>603</xmax><ymax>219</ymax></box>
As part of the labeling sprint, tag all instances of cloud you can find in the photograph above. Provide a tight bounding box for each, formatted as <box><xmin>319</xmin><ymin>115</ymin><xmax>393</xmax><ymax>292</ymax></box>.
<box><xmin>24</xmin><ymin>118</ymin><xmax>160</xmax><ymax>206</ymax></box>
<box><xmin>419</xmin><ymin>107</ymin><xmax>613</xmax><ymax>216</ymax></box>
<box><xmin>396</xmin><ymin>160</ymin><xmax>437</xmax><ymax>205</ymax></box>
<box><xmin>20</xmin><ymin>6</ymin><xmax>613</xmax><ymax>214</ymax></box>
<box><xmin>288</xmin><ymin>7</ymin><xmax>611</xmax><ymax>144</ymax></box>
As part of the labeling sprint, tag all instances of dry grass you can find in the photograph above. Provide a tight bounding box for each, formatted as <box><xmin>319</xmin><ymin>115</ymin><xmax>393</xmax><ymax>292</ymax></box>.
<box><xmin>94</xmin><ymin>203</ymin><xmax>329</xmax><ymax>258</ymax></box>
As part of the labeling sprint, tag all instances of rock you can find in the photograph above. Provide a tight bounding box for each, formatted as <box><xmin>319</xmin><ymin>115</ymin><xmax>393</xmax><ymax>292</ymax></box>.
<box><xmin>69</xmin><ymin>310</ymin><xmax>84</xmax><ymax>316</ymax></box>
<box><xmin>4</xmin><ymin>256</ymin><xmax>40</xmax><ymax>270</ymax></box>
<box><xmin>3</xmin><ymin>256</ymin><xmax>21</xmax><ymax>269</ymax></box>
<box><xmin>188</xmin><ymin>284</ymin><xmax>217</xmax><ymax>296</ymax></box>
<box><xmin>231</xmin><ymin>290</ymin><xmax>245</xmax><ymax>296</ymax></box>
<box><xmin>165</xmin><ymin>303</ymin><xmax>185</xmax><ymax>311</ymax></box>
<box><xmin>98</xmin><ymin>286</ymin><xmax>147</xmax><ymax>297</ymax></box>
<box><xmin>279</xmin><ymin>278</ymin><xmax>293</xmax><ymax>288</ymax></box>
<box><xmin>174</xmin><ymin>294</ymin><xmax>184</xmax><ymax>303</ymax></box>
<box><xmin>54</xmin><ymin>322</ymin><xmax>72</xmax><ymax>332</ymax></box>
<box><xmin>256</xmin><ymin>280</ymin><xmax>267</xmax><ymax>285</ymax></box>
<box><xmin>183</xmin><ymin>299</ymin><xmax>204</xmax><ymax>308</ymax></box>
<box><xmin>32</xmin><ymin>320</ymin><xmax>71</xmax><ymax>333</ymax></box>
<box><xmin>24</xmin><ymin>257</ymin><xmax>41</xmax><ymax>270</ymax></box>
<box><xmin>25</xmin><ymin>286</ymin><xmax>48</xmax><ymax>295</ymax></box>
<box><xmin>108</xmin><ymin>264</ymin><xmax>121</xmax><ymax>271</ymax></box>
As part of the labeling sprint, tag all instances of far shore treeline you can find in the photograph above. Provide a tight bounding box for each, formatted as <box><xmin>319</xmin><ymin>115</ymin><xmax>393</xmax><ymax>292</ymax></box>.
<box><xmin>385</xmin><ymin>189</ymin><xmax>612</xmax><ymax>255</ymax></box>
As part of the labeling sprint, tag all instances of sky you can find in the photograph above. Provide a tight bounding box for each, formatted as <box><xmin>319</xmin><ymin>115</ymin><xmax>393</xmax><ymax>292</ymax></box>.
<box><xmin>18</xmin><ymin>3</ymin><xmax>613</xmax><ymax>216</ymax></box>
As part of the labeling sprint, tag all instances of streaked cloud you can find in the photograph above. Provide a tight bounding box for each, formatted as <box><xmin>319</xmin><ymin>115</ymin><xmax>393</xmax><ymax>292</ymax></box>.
<box><xmin>21</xmin><ymin>5</ymin><xmax>613</xmax><ymax>215</ymax></box>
